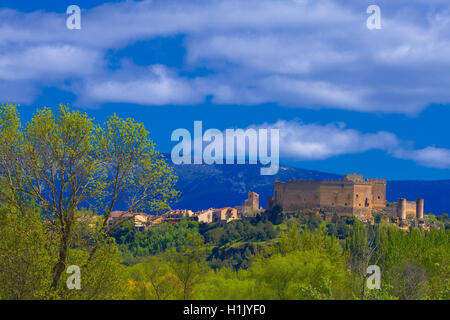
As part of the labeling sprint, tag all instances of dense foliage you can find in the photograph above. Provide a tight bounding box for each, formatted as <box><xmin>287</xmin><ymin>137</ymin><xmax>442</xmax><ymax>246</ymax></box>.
<box><xmin>124</xmin><ymin>218</ymin><xmax>449</xmax><ymax>300</ymax></box>
<box><xmin>0</xmin><ymin>103</ymin><xmax>177</xmax><ymax>299</ymax></box>
<box><xmin>114</xmin><ymin>210</ymin><xmax>449</xmax><ymax>300</ymax></box>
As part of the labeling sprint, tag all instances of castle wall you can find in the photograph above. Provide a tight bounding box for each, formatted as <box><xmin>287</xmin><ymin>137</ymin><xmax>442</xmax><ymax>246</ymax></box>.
<box><xmin>395</xmin><ymin>198</ymin><xmax>424</xmax><ymax>221</ymax></box>
<box><xmin>267</xmin><ymin>175</ymin><xmax>388</xmax><ymax>218</ymax></box>
<box><xmin>212</xmin><ymin>207</ymin><xmax>239</xmax><ymax>223</ymax></box>
<box><xmin>318</xmin><ymin>183</ymin><xmax>355</xmax><ymax>216</ymax></box>
<box><xmin>353</xmin><ymin>184</ymin><xmax>373</xmax><ymax>209</ymax></box>
<box><xmin>271</xmin><ymin>180</ymin><xmax>321</xmax><ymax>211</ymax></box>
<box><xmin>405</xmin><ymin>201</ymin><xmax>417</xmax><ymax>216</ymax></box>
<box><xmin>197</xmin><ymin>211</ymin><xmax>213</xmax><ymax>223</ymax></box>
<box><xmin>369</xmin><ymin>180</ymin><xmax>387</xmax><ymax>209</ymax></box>
<box><xmin>353</xmin><ymin>184</ymin><xmax>374</xmax><ymax>218</ymax></box>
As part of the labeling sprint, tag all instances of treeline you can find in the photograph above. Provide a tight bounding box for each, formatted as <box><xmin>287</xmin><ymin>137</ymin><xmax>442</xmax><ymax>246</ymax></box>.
<box><xmin>111</xmin><ymin>218</ymin><xmax>278</xmax><ymax>268</ymax></box>
<box><xmin>125</xmin><ymin>220</ymin><xmax>449</xmax><ymax>300</ymax></box>
<box><xmin>110</xmin><ymin>209</ymin><xmax>449</xmax><ymax>300</ymax></box>
<box><xmin>1</xmin><ymin>200</ymin><xmax>449</xmax><ymax>299</ymax></box>
<box><xmin>112</xmin><ymin>210</ymin><xmax>350</xmax><ymax>270</ymax></box>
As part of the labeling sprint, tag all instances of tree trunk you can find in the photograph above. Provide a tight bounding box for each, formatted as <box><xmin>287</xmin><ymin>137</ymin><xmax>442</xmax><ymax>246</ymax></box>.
<box><xmin>361</xmin><ymin>274</ymin><xmax>367</xmax><ymax>300</ymax></box>
<box><xmin>51</xmin><ymin>231</ymin><xmax>69</xmax><ymax>290</ymax></box>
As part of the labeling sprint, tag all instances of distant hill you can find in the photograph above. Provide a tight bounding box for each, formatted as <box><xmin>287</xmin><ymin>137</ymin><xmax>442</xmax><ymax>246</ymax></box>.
<box><xmin>169</xmin><ymin>161</ymin><xmax>340</xmax><ymax>211</ymax></box>
<box><xmin>164</xmin><ymin>154</ymin><xmax>450</xmax><ymax>214</ymax></box>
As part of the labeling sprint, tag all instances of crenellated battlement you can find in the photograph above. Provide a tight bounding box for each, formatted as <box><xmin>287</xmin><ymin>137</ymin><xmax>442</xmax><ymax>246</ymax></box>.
<box><xmin>366</xmin><ymin>178</ymin><xmax>387</xmax><ymax>184</ymax></box>
<box><xmin>275</xmin><ymin>176</ymin><xmax>386</xmax><ymax>186</ymax></box>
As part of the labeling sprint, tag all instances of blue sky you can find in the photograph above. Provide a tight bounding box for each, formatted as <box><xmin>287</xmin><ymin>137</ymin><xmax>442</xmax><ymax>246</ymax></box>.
<box><xmin>1</xmin><ymin>0</ymin><xmax>450</xmax><ymax>180</ymax></box>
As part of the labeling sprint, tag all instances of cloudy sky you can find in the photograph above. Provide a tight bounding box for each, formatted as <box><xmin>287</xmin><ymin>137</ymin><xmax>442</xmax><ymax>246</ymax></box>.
<box><xmin>1</xmin><ymin>0</ymin><xmax>450</xmax><ymax>180</ymax></box>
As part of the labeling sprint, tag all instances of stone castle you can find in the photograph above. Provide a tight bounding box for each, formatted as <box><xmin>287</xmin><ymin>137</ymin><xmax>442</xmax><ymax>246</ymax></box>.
<box><xmin>267</xmin><ymin>174</ymin><xmax>424</xmax><ymax>221</ymax></box>
<box><xmin>109</xmin><ymin>174</ymin><xmax>426</xmax><ymax>230</ymax></box>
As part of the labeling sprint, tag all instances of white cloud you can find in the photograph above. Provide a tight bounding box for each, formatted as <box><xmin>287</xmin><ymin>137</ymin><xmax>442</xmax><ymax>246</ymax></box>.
<box><xmin>252</xmin><ymin>120</ymin><xmax>400</xmax><ymax>160</ymax></box>
<box><xmin>0</xmin><ymin>45</ymin><xmax>100</xmax><ymax>81</ymax></box>
<box><xmin>1</xmin><ymin>0</ymin><xmax>450</xmax><ymax>111</ymax></box>
<box><xmin>394</xmin><ymin>146</ymin><xmax>450</xmax><ymax>169</ymax></box>
<box><xmin>186</xmin><ymin>32</ymin><xmax>357</xmax><ymax>75</ymax></box>
<box><xmin>83</xmin><ymin>65</ymin><xmax>202</xmax><ymax>105</ymax></box>
<box><xmin>1</xmin><ymin>0</ymin><xmax>448</xmax><ymax>170</ymax></box>
<box><xmin>250</xmin><ymin>120</ymin><xmax>450</xmax><ymax>169</ymax></box>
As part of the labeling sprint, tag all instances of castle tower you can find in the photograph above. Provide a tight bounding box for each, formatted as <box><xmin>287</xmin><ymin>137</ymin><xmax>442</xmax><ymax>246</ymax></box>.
<box><xmin>245</xmin><ymin>191</ymin><xmax>259</xmax><ymax>210</ymax></box>
<box><xmin>343</xmin><ymin>174</ymin><xmax>364</xmax><ymax>183</ymax></box>
<box><xmin>369</xmin><ymin>178</ymin><xmax>387</xmax><ymax>210</ymax></box>
<box><xmin>398</xmin><ymin>198</ymin><xmax>407</xmax><ymax>220</ymax></box>
<box><xmin>416</xmin><ymin>199</ymin><xmax>424</xmax><ymax>219</ymax></box>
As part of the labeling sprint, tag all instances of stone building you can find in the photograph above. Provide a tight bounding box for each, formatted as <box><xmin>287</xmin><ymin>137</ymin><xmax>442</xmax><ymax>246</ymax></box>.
<box><xmin>245</xmin><ymin>191</ymin><xmax>260</xmax><ymax>211</ymax></box>
<box><xmin>195</xmin><ymin>209</ymin><xmax>214</xmax><ymax>223</ymax></box>
<box><xmin>164</xmin><ymin>209</ymin><xmax>194</xmax><ymax>218</ymax></box>
<box><xmin>236</xmin><ymin>191</ymin><xmax>262</xmax><ymax>217</ymax></box>
<box><xmin>192</xmin><ymin>207</ymin><xmax>239</xmax><ymax>223</ymax></box>
<box><xmin>394</xmin><ymin>198</ymin><xmax>424</xmax><ymax>221</ymax></box>
<box><xmin>212</xmin><ymin>207</ymin><xmax>239</xmax><ymax>223</ymax></box>
<box><xmin>267</xmin><ymin>173</ymin><xmax>425</xmax><ymax>220</ymax></box>
<box><xmin>107</xmin><ymin>211</ymin><xmax>150</xmax><ymax>230</ymax></box>
<box><xmin>267</xmin><ymin>174</ymin><xmax>387</xmax><ymax>218</ymax></box>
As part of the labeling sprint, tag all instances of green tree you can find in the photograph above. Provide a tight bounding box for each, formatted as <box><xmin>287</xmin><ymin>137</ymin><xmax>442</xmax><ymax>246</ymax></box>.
<box><xmin>129</xmin><ymin>256</ymin><xmax>179</xmax><ymax>300</ymax></box>
<box><xmin>248</xmin><ymin>223</ymin><xmax>352</xmax><ymax>299</ymax></box>
<box><xmin>0</xmin><ymin>203</ymin><xmax>56</xmax><ymax>299</ymax></box>
<box><xmin>346</xmin><ymin>219</ymin><xmax>379</xmax><ymax>299</ymax></box>
<box><xmin>0</xmin><ymin>103</ymin><xmax>179</xmax><ymax>294</ymax></box>
<box><xmin>374</xmin><ymin>224</ymin><xmax>449</xmax><ymax>299</ymax></box>
<box><xmin>166</xmin><ymin>233</ymin><xmax>208</xmax><ymax>299</ymax></box>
